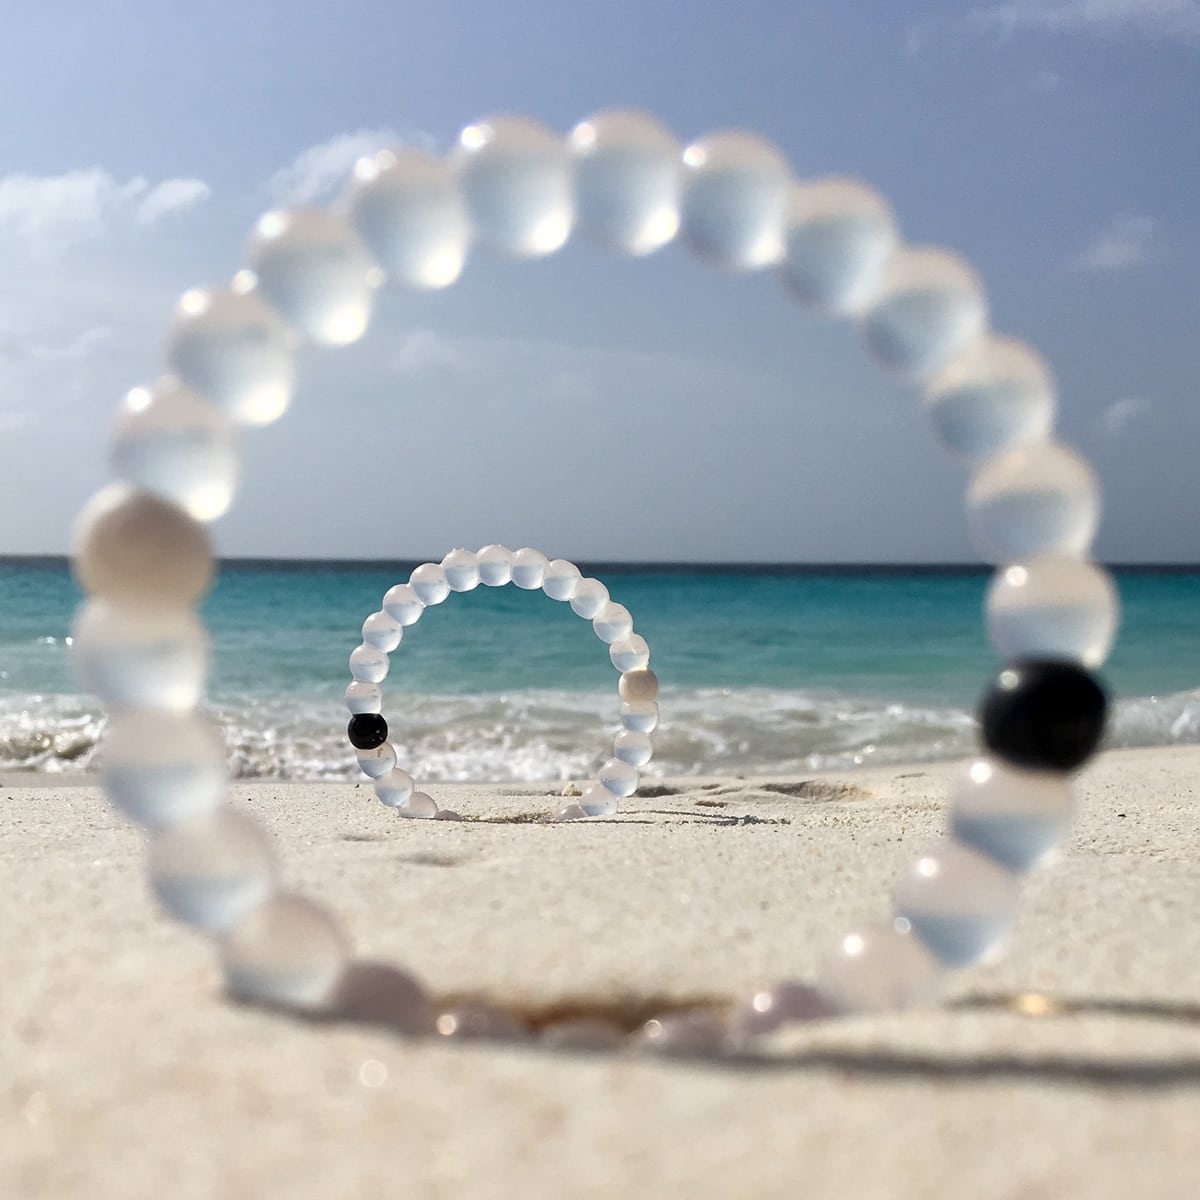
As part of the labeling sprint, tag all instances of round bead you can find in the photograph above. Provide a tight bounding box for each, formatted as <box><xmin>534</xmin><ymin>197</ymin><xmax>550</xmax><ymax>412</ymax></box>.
<box><xmin>980</xmin><ymin>659</ymin><xmax>1109</xmax><ymax>772</ymax></box>
<box><xmin>476</xmin><ymin>543</ymin><xmax>515</xmax><ymax>587</ymax></box>
<box><xmin>541</xmin><ymin>558</ymin><xmax>582</xmax><ymax>601</ymax></box>
<box><xmin>620</xmin><ymin>700</ymin><xmax>659</xmax><ymax>734</ymax></box>
<box><xmin>375</xmin><ymin>769</ymin><xmax>415</xmax><ymax>808</ymax></box>
<box><xmin>400</xmin><ymin>791</ymin><xmax>438</xmax><ymax>819</ymax></box>
<box><xmin>780</xmin><ymin>178</ymin><xmax>897</xmax><ymax>316</ymax></box>
<box><xmin>637</xmin><ymin>1010</ymin><xmax>728</xmax><ymax>1057</ymax></box>
<box><xmin>578</xmin><ymin>783</ymin><xmax>617</xmax><ymax>817</ymax></box>
<box><xmin>149</xmin><ymin>806</ymin><xmax>277</xmax><ymax>933</ymax></box>
<box><xmin>72</xmin><ymin>598</ymin><xmax>208</xmax><ymax>712</ymax></box>
<box><xmin>165</xmin><ymin>284</ymin><xmax>296</xmax><ymax>426</ymax></box>
<box><xmin>568</xmin><ymin>577</ymin><xmax>609</xmax><ymax>619</ymax></box>
<box><xmin>987</xmin><ymin>556</ymin><xmax>1119</xmax><ymax>669</ymax></box>
<box><xmin>598</xmin><ymin>757</ymin><xmax>639</xmax><ymax>798</ymax></box>
<box><xmin>347</xmin><ymin>713</ymin><xmax>388</xmax><ymax>750</ymax></box>
<box><xmin>968</xmin><ymin>442</ymin><xmax>1101</xmax><ymax>563</ymax></box>
<box><xmin>361</xmin><ymin>610</ymin><xmax>402</xmax><ymax>652</ymax></box>
<box><xmin>101</xmin><ymin>710</ymin><xmax>226</xmax><ymax>829</ymax></box>
<box><xmin>344</xmin><ymin>681</ymin><xmax>382</xmax><ymax>714</ymax></box>
<box><xmin>248</xmin><ymin>208</ymin><xmax>377</xmax><ymax>346</ymax></box>
<box><xmin>441</xmin><ymin>548</ymin><xmax>480</xmax><ymax>592</ymax></box>
<box><xmin>220</xmin><ymin>893</ymin><xmax>349</xmax><ymax>1012</ymax></box>
<box><xmin>613</xmin><ymin>729</ymin><xmax>653</xmax><ymax>767</ymax></box>
<box><xmin>409</xmin><ymin>562</ymin><xmax>450</xmax><ymax>606</ymax></box>
<box><xmin>924</xmin><ymin>335</ymin><xmax>1056</xmax><ymax>460</ymax></box>
<box><xmin>609</xmin><ymin>633</ymin><xmax>650</xmax><ymax>673</ymax></box>
<box><xmin>733</xmin><ymin>980</ymin><xmax>836</xmax><ymax>1038</ymax></box>
<box><xmin>592</xmin><ymin>601</ymin><xmax>633</xmax><ymax>645</ymax></box>
<box><xmin>72</xmin><ymin>483</ymin><xmax>213</xmax><ymax>607</ymax></box>
<box><xmin>619</xmin><ymin>668</ymin><xmax>659</xmax><ymax>704</ymax></box>
<box><xmin>382</xmin><ymin>583</ymin><xmax>425</xmax><ymax>626</ymax></box>
<box><xmin>569</xmin><ymin>109</ymin><xmax>681</xmax><ymax>255</ymax></box>
<box><xmin>680</xmin><ymin>130</ymin><xmax>791</xmax><ymax>270</ymax></box>
<box><xmin>893</xmin><ymin>842</ymin><xmax>1022</xmax><ymax>968</ymax></box>
<box><xmin>346</xmin><ymin>147</ymin><xmax>470</xmax><ymax>289</ymax></box>
<box><xmin>815</xmin><ymin>922</ymin><xmax>944</xmax><ymax>1015</ymax></box>
<box><xmin>111</xmin><ymin>378</ymin><xmax>238</xmax><ymax>522</ymax></box>
<box><xmin>334</xmin><ymin>961</ymin><xmax>434</xmax><ymax>1034</ymax></box>
<box><xmin>510</xmin><ymin>547</ymin><xmax>549</xmax><ymax>590</ymax></box>
<box><xmin>452</xmin><ymin>115</ymin><xmax>573</xmax><ymax>258</ymax></box>
<box><xmin>356</xmin><ymin>743</ymin><xmax>397</xmax><ymax>780</ymax></box>
<box><xmin>950</xmin><ymin>758</ymin><xmax>1075</xmax><ymax>873</ymax></box>
<box><xmin>860</xmin><ymin>246</ymin><xmax>988</xmax><ymax>380</ymax></box>
<box><xmin>348</xmin><ymin>643</ymin><xmax>389</xmax><ymax>684</ymax></box>
<box><xmin>552</xmin><ymin>802</ymin><xmax>588</xmax><ymax>822</ymax></box>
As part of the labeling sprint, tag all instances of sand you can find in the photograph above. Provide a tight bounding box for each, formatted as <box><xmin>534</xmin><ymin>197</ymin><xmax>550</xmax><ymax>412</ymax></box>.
<box><xmin>3</xmin><ymin>746</ymin><xmax>1199</xmax><ymax>1198</ymax></box>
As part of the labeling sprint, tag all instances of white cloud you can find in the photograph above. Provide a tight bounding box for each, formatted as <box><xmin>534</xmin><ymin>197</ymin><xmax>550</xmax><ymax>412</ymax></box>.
<box><xmin>973</xmin><ymin>0</ymin><xmax>1200</xmax><ymax>40</ymax></box>
<box><xmin>268</xmin><ymin>128</ymin><xmax>405</xmax><ymax>205</ymax></box>
<box><xmin>1077</xmin><ymin>214</ymin><xmax>1159</xmax><ymax>269</ymax></box>
<box><xmin>135</xmin><ymin>177</ymin><xmax>211</xmax><ymax>225</ymax></box>
<box><xmin>1097</xmin><ymin>396</ymin><xmax>1154</xmax><ymax>436</ymax></box>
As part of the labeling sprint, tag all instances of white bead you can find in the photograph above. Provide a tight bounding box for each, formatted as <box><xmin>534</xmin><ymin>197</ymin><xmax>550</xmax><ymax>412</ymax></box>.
<box><xmin>476</xmin><ymin>543</ymin><xmax>515</xmax><ymax>586</ymax></box>
<box><xmin>552</xmin><ymin>802</ymin><xmax>588</xmax><ymax>822</ymax></box>
<box><xmin>149</xmin><ymin>806</ymin><xmax>277</xmax><ymax>933</ymax></box>
<box><xmin>510</xmin><ymin>547</ymin><xmax>548</xmax><ymax>590</ymax></box>
<box><xmin>344</xmin><ymin>681</ymin><xmax>382</xmax><ymax>714</ymax></box>
<box><xmin>598</xmin><ymin>757</ymin><xmax>639</xmax><ymax>798</ymax></box>
<box><xmin>361</xmin><ymin>610</ymin><xmax>402</xmax><ymax>652</ymax></box>
<box><xmin>72</xmin><ymin>598</ymin><xmax>207</xmax><ymax>713</ymax></box>
<box><xmin>620</xmin><ymin>700</ymin><xmax>659</xmax><ymax>733</ymax></box>
<box><xmin>102</xmin><ymin>710</ymin><xmax>226</xmax><ymax>829</ymax></box>
<box><xmin>609</xmin><ymin>633</ymin><xmax>650</xmax><ymax>672</ymax></box>
<box><xmin>111</xmin><ymin>379</ymin><xmax>238</xmax><ymax>522</ymax></box>
<box><xmin>375</xmin><ymin>768</ymin><xmax>415</xmax><ymax>808</ymax></box>
<box><xmin>924</xmin><ymin>335</ymin><xmax>1056</xmax><ymax>460</ymax></box>
<box><xmin>166</xmin><ymin>284</ymin><xmax>296</xmax><ymax>426</ymax></box>
<box><xmin>220</xmin><ymin>893</ymin><xmax>349</xmax><ymax>1012</ymax></box>
<box><xmin>347</xmin><ymin>147</ymin><xmax>470</xmax><ymax>288</ymax></box>
<box><xmin>400</xmin><ymin>790</ymin><xmax>439</xmax><ymax>819</ymax></box>
<box><xmin>968</xmin><ymin>442</ymin><xmax>1100</xmax><ymax>562</ymax></box>
<box><xmin>248</xmin><ymin>208</ymin><xmax>378</xmax><ymax>346</ymax></box>
<box><xmin>618</xmin><ymin>668</ymin><xmax>659</xmax><ymax>704</ymax></box>
<box><xmin>613</xmin><ymin>729</ymin><xmax>653</xmax><ymax>767</ymax></box>
<box><xmin>861</xmin><ymin>246</ymin><xmax>988</xmax><ymax>380</ymax></box>
<box><xmin>987</xmin><ymin>555</ymin><xmax>1119</xmax><ymax>668</ymax></box>
<box><xmin>680</xmin><ymin>130</ymin><xmax>791</xmax><ymax>270</ymax></box>
<box><xmin>349</xmin><ymin>643</ymin><xmax>389</xmax><ymax>683</ymax></box>
<box><xmin>592</xmin><ymin>601</ymin><xmax>633</xmax><ymax>645</ymax></box>
<box><xmin>72</xmin><ymin>483</ymin><xmax>213</xmax><ymax>607</ymax></box>
<box><xmin>357</xmin><ymin>743</ymin><xmax>397</xmax><ymax>780</ymax></box>
<box><xmin>409</xmin><ymin>562</ymin><xmax>450</xmax><ymax>605</ymax></box>
<box><xmin>452</xmin><ymin>115</ymin><xmax>573</xmax><ymax>258</ymax></box>
<box><xmin>893</xmin><ymin>841</ymin><xmax>1022</xmax><ymax>968</ymax></box>
<box><xmin>541</xmin><ymin>558</ymin><xmax>582</xmax><ymax>601</ymax></box>
<box><xmin>578</xmin><ymin>783</ymin><xmax>617</xmax><ymax>817</ymax></box>
<box><xmin>950</xmin><ymin>758</ymin><xmax>1074</xmax><ymax>874</ymax></box>
<box><xmin>441</xmin><ymin>548</ymin><xmax>480</xmax><ymax>592</ymax></box>
<box><xmin>780</xmin><ymin>178</ymin><xmax>897</xmax><ymax>316</ymax></box>
<box><xmin>816</xmin><ymin>922</ymin><xmax>944</xmax><ymax>1015</ymax></box>
<box><xmin>569</xmin><ymin>109</ymin><xmax>681</xmax><ymax>255</ymax></box>
<box><xmin>382</xmin><ymin>583</ymin><xmax>426</xmax><ymax>626</ymax></box>
<box><xmin>569</xmin><ymin>577</ymin><xmax>609</xmax><ymax>619</ymax></box>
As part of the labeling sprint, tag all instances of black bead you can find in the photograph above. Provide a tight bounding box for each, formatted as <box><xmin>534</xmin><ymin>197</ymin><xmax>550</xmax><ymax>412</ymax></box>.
<box><xmin>347</xmin><ymin>713</ymin><xmax>388</xmax><ymax>750</ymax></box>
<box><xmin>980</xmin><ymin>658</ymin><xmax>1108</xmax><ymax>772</ymax></box>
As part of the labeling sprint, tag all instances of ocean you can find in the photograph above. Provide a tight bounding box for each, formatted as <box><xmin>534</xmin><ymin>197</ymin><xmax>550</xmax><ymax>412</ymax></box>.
<box><xmin>2</xmin><ymin>558</ymin><xmax>1198</xmax><ymax>781</ymax></box>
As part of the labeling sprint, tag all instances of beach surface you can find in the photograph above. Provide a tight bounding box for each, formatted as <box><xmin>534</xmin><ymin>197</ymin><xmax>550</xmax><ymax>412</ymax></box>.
<box><xmin>3</xmin><ymin>746</ymin><xmax>1199</xmax><ymax>1198</ymax></box>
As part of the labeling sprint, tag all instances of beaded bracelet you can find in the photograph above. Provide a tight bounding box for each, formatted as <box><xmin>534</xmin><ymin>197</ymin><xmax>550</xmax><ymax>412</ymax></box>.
<box><xmin>346</xmin><ymin>548</ymin><xmax>658</xmax><ymax>820</ymax></box>
<box><xmin>69</xmin><ymin>109</ymin><xmax>1118</xmax><ymax>1055</ymax></box>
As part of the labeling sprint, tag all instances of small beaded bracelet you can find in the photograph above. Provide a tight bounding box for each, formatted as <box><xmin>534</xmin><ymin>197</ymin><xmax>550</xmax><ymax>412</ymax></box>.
<box><xmin>69</xmin><ymin>109</ymin><xmax>1118</xmax><ymax>1055</ymax></box>
<box><xmin>345</xmin><ymin>548</ymin><xmax>658</xmax><ymax>820</ymax></box>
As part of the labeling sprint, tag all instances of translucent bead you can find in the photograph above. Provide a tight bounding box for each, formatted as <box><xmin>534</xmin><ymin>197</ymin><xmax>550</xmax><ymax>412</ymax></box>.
<box><xmin>335</xmin><ymin>961</ymin><xmax>434</xmax><ymax>1034</ymax></box>
<box><xmin>987</xmin><ymin>555</ymin><xmax>1119</xmax><ymax>669</ymax></box>
<box><xmin>510</xmin><ymin>547</ymin><xmax>548</xmax><ymax>590</ymax></box>
<box><xmin>72</xmin><ymin>483</ymin><xmax>213</xmax><ymax>607</ymax></box>
<box><xmin>541</xmin><ymin>558</ymin><xmax>582</xmax><ymax>601</ymax></box>
<box><xmin>435</xmin><ymin>1001</ymin><xmax>529</xmax><ymax>1042</ymax></box>
<box><xmin>344</xmin><ymin>681</ymin><xmax>382</xmax><ymax>714</ymax></box>
<box><xmin>102</xmin><ymin>710</ymin><xmax>226</xmax><ymax>829</ymax></box>
<box><xmin>111</xmin><ymin>378</ymin><xmax>238</xmax><ymax>522</ymax></box>
<box><xmin>166</xmin><ymin>284</ymin><xmax>296</xmax><ymax>426</ymax></box>
<box><xmin>375</xmin><ymin>768</ymin><xmax>415</xmax><ymax>808</ymax></box>
<box><xmin>382</xmin><ymin>583</ymin><xmax>425</xmax><ymax>626</ymax></box>
<box><xmin>578</xmin><ymin>783</ymin><xmax>617</xmax><ymax>817</ymax></box>
<box><xmin>476</xmin><ymin>543</ymin><xmax>515</xmax><ymax>587</ymax></box>
<box><xmin>400</xmin><ymin>791</ymin><xmax>438</xmax><ymax>819</ymax></box>
<box><xmin>598</xmin><ymin>757</ymin><xmax>639</xmax><ymax>798</ymax></box>
<box><xmin>361</xmin><ymin>610</ymin><xmax>402</xmax><ymax>652</ymax></box>
<box><xmin>733</xmin><ymin>980</ymin><xmax>836</xmax><ymax>1038</ymax></box>
<box><xmin>780</xmin><ymin>178</ymin><xmax>897</xmax><ymax>316</ymax></box>
<box><xmin>613</xmin><ymin>729</ymin><xmax>653</xmax><ymax>767</ymax></box>
<box><xmin>609</xmin><ymin>633</ymin><xmax>650</xmax><ymax>672</ymax></box>
<box><xmin>924</xmin><ymin>335</ymin><xmax>1056</xmax><ymax>461</ymax></box>
<box><xmin>72</xmin><ymin>598</ymin><xmax>207</xmax><ymax>712</ymax></box>
<box><xmin>409</xmin><ymin>562</ymin><xmax>450</xmax><ymax>606</ymax></box>
<box><xmin>552</xmin><ymin>802</ymin><xmax>588</xmax><ymax>822</ymax></box>
<box><xmin>815</xmin><ymin>922</ymin><xmax>944</xmax><ymax>1015</ymax></box>
<box><xmin>220</xmin><ymin>893</ymin><xmax>349</xmax><ymax>1012</ymax></box>
<box><xmin>592</xmin><ymin>602</ymin><xmax>633</xmax><ymax>645</ymax></box>
<box><xmin>452</xmin><ymin>115</ymin><xmax>573</xmax><ymax>258</ymax></box>
<box><xmin>357</xmin><ymin>743</ymin><xmax>397</xmax><ymax>780</ymax></box>
<box><xmin>441</xmin><ymin>548</ymin><xmax>480</xmax><ymax>592</ymax></box>
<box><xmin>620</xmin><ymin>700</ymin><xmax>659</xmax><ymax>733</ymax></box>
<box><xmin>619</xmin><ymin>668</ymin><xmax>659</xmax><ymax>704</ymax></box>
<box><xmin>637</xmin><ymin>1010</ymin><xmax>728</xmax><ymax>1057</ymax></box>
<box><xmin>149</xmin><ymin>806</ymin><xmax>277</xmax><ymax>933</ymax></box>
<box><xmin>861</xmin><ymin>247</ymin><xmax>988</xmax><ymax>380</ymax></box>
<box><xmin>349</xmin><ymin>643</ymin><xmax>389</xmax><ymax>683</ymax></box>
<box><xmin>893</xmin><ymin>841</ymin><xmax>1022</xmax><ymax>968</ymax></box>
<box><xmin>569</xmin><ymin>577</ymin><xmax>609</xmax><ymax>619</ymax></box>
<box><xmin>247</xmin><ymin>208</ymin><xmax>378</xmax><ymax>346</ymax></box>
<box><xmin>346</xmin><ymin>147</ymin><xmax>470</xmax><ymax>289</ymax></box>
<box><xmin>949</xmin><ymin>758</ymin><xmax>1074</xmax><ymax>874</ymax></box>
<box><xmin>968</xmin><ymin>442</ymin><xmax>1100</xmax><ymax>562</ymax></box>
<box><xmin>569</xmin><ymin>109</ymin><xmax>681</xmax><ymax>255</ymax></box>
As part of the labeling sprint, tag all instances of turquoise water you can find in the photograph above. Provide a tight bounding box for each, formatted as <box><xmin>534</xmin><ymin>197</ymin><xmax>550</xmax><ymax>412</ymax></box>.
<box><xmin>2</xmin><ymin>558</ymin><xmax>1198</xmax><ymax>779</ymax></box>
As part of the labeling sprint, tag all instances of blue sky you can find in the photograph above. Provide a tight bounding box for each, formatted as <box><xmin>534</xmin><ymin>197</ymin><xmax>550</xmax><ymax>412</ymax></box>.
<box><xmin>0</xmin><ymin>0</ymin><xmax>1197</xmax><ymax>561</ymax></box>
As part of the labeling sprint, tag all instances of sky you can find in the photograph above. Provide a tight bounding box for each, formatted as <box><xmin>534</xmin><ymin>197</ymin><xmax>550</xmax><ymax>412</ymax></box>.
<box><xmin>0</xmin><ymin>0</ymin><xmax>1197</xmax><ymax>563</ymax></box>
